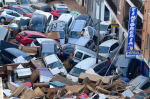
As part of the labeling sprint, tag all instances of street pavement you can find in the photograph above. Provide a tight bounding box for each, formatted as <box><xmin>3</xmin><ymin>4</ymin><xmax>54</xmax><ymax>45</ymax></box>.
<box><xmin>48</xmin><ymin>0</ymin><xmax>88</xmax><ymax>14</ymax></box>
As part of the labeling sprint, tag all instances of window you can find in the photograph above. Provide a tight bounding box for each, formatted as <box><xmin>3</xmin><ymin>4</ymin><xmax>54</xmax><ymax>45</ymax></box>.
<box><xmin>87</xmin><ymin>16</ymin><xmax>91</xmax><ymax>26</ymax></box>
<box><xmin>16</xmin><ymin>9</ymin><xmax>25</xmax><ymax>14</ymax></box>
<box><xmin>104</xmin><ymin>6</ymin><xmax>110</xmax><ymax>21</ymax></box>
<box><xmin>28</xmin><ymin>36</ymin><xmax>44</xmax><ymax>39</ymax></box>
<box><xmin>28</xmin><ymin>36</ymin><xmax>35</xmax><ymax>39</ymax></box>
<box><xmin>33</xmin><ymin>39</ymin><xmax>40</xmax><ymax>46</ymax></box>
<box><xmin>88</xmin><ymin>27</ymin><xmax>94</xmax><ymax>36</ymax></box>
<box><xmin>86</xmin><ymin>40</ymin><xmax>93</xmax><ymax>48</ymax></box>
<box><xmin>1</xmin><ymin>51</ymin><xmax>16</xmax><ymax>60</ymax></box>
<box><xmin>47</xmin><ymin>61</ymin><xmax>63</xmax><ymax>69</ymax></box>
<box><xmin>93</xmin><ymin>35</ymin><xmax>98</xmax><ymax>45</ymax></box>
<box><xmin>108</xmin><ymin>25</ymin><xmax>111</xmax><ymax>30</ymax></box>
<box><xmin>75</xmin><ymin>52</ymin><xmax>83</xmax><ymax>59</ymax></box>
<box><xmin>4</xmin><ymin>30</ymin><xmax>9</xmax><ymax>41</ymax></box>
<box><xmin>0</xmin><ymin>3</ymin><xmax>2</xmax><ymax>7</ymax></box>
<box><xmin>118</xmin><ymin>0</ymin><xmax>121</xmax><ymax>14</ymax></box>
<box><xmin>83</xmin><ymin>54</ymin><xmax>90</xmax><ymax>60</ymax></box>
<box><xmin>141</xmin><ymin>82</ymin><xmax>150</xmax><ymax>90</ymax></box>
<box><xmin>68</xmin><ymin>18</ymin><xmax>72</xmax><ymax>27</ymax></box>
<box><xmin>99</xmin><ymin>46</ymin><xmax>110</xmax><ymax>53</ymax></box>
<box><xmin>69</xmin><ymin>31</ymin><xmax>80</xmax><ymax>39</ymax></box>
<box><xmin>23</xmin><ymin>8</ymin><xmax>31</xmax><ymax>13</ymax></box>
<box><xmin>6</xmin><ymin>11</ymin><xmax>13</xmax><ymax>16</ymax></box>
<box><xmin>48</xmin><ymin>15</ymin><xmax>52</xmax><ymax>22</ymax></box>
<box><xmin>94</xmin><ymin>61</ymin><xmax>107</xmax><ymax>73</ymax></box>
<box><xmin>53</xmin><ymin>4</ymin><xmax>56</xmax><ymax>10</ymax></box>
<box><xmin>34</xmin><ymin>6</ymin><xmax>40</xmax><ymax>10</ymax></box>
<box><xmin>110</xmin><ymin>43</ymin><xmax>119</xmax><ymax>51</ymax></box>
<box><xmin>69</xmin><ymin>67</ymin><xmax>86</xmax><ymax>77</ymax></box>
<box><xmin>114</xmin><ymin>43</ymin><xmax>119</xmax><ymax>48</ymax></box>
<box><xmin>13</xmin><ymin>13</ymin><xmax>20</xmax><ymax>17</ymax></box>
<box><xmin>57</xmin><ymin>8</ymin><xmax>69</xmax><ymax>11</ymax></box>
<box><xmin>65</xmin><ymin>49</ymin><xmax>73</xmax><ymax>53</ymax></box>
<box><xmin>110</xmin><ymin>45</ymin><xmax>115</xmax><ymax>51</ymax></box>
<box><xmin>47</xmin><ymin>15</ymin><xmax>52</xmax><ymax>25</ymax></box>
<box><xmin>9</xmin><ymin>8</ymin><xmax>16</xmax><ymax>11</ymax></box>
<box><xmin>57</xmin><ymin>11</ymin><xmax>68</xmax><ymax>13</ymax></box>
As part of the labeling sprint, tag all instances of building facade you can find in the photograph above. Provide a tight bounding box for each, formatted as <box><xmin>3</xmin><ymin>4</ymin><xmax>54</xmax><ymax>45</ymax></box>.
<box><xmin>85</xmin><ymin>0</ymin><xmax>111</xmax><ymax>21</ymax></box>
<box><xmin>105</xmin><ymin>0</ymin><xmax>143</xmax><ymax>55</ymax></box>
<box><xmin>76</xmin><ymin>0</ymin><xmax>149</xmax><ymax>76</ymax></box>
<box><xmin>105</xmin><ymin>0</ymin><xmax>149</xmax><ymax>76</ymax></box>
<box><xmin>142</xmin><ymin>0</ymin><xmax>150</xmax><ymax>67</ymax></box>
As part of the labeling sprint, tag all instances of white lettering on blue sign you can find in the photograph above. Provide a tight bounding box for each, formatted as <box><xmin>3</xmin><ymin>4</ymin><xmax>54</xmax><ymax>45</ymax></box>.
<box><xmin>129</xmin><ymin>26</ymin><xmax>134</xmax><ymax>31</ymax></box>
<box><xmin>132</xmin><ymin>8</ymin><xmax>136</xmax><ymax>11</ymax></box>
<box><xmin>127</xmin><ymin>7</ymin><xmax>137</xmax><ymax>51</ymax></box>
<box><xmin>129</xmin><ymin>33</ymin><xmax>134</xmax><ymax>38</ymax></box>
<box><xmin>132</xmin><ymin>12</ymin><xmax>135</xmax><ymax>15</ymax></box>
<box><xmin>130</xmin><ymin>23</ymin><xmax>135</xmax><ymax>27</ymax></box>
<box><xmin>129</xmin><ymin>38</ymin><xmax>133</xmax><ymax>45</ymax></box>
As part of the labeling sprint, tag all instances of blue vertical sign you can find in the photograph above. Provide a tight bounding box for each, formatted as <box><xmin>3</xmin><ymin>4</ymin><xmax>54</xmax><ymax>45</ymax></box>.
<box><xmin>126</xmin><ymin>7</ymin><xmax>141</xmax><ymax>55</ymax></box>
<box><xmin>127</xmin><ymin>7</ymin><xmax>137</xmax><ymax>51</ymax></box>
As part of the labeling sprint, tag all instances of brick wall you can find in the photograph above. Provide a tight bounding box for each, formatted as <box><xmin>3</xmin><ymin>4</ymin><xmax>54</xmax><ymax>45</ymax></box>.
<box><xmin>142</xmin><ymin>0</ymin><xmax>150</xmax><ymax>63</ymax></box>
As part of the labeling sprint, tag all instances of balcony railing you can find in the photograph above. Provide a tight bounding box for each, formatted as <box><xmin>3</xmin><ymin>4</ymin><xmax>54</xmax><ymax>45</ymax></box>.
<box><xmin>130</xmin><ymin>0</ymin><xmax>144</xmax><ymax>15</ymax></box>
<box><xmin>105</xmin><ymin>0</ymin><xmax>117</xmax><ymax>15</ymax></box>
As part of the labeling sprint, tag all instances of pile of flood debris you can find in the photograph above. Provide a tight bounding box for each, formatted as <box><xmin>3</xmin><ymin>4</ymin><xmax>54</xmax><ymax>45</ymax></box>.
<box><xmin>0</xmin><ymin>61</ymin><xmax>150</xmax><ymax>99</ymax></box>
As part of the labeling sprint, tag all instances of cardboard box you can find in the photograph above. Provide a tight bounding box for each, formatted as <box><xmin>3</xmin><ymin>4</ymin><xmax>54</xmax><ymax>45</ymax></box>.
<box><xmin>21</xmin><ymin>92</ymin><xmax>36</xmax><ymax>99</ymax></box>
<box><xmin>64</xmin><ymin>85</ymin><xmax>85</xmax><ymax>93</ymax></box>
<box><xmin>78</xmin><ymin>73</ymin><xmax>111</xmax><ymax>84</ymax></box>
<box><xmin>29</xmin><ymin>60</ymin><xmax>45</xmax><ymax>69</ymax></box>
<box><xmin>30</xmin><ymin>69</ymin><xmax>40</xmax><ymax>83</ymax></box>
<box><xmin>12</xmin><ymin>29</ymin><xmax>19</xmax><ymax>37</ymax></box>
<box><xmin>33</xmin><ymin>82</ymin><xmax>49</xmax><ymax>89</ymax></box>
<box><xmin>7</xmin><ymin>82</ymin><xmax>17</xmax><ymax>92</ymax></box>
<box><xmin>33</xmin><ymin>87</ymin><xmax>44</xmax><ymax>96</ymax></box>
<box><xmin>4</xmin><ymin>63</ymin><xmax>28</xmax><ymax>69</ymax></box>
<box><xmin>46</xmin><ymin>90</ymin><xmax>55</xmax><ymax>99</ymax></box>
<box><xmin>18</xmin><ymin>87</ymin><xmax>28</xmax><ymax>98</ymax></box>
<box><xmin>10</xmin><ymin>83</ymin><xmax>26</xmax><ymax>97</ymax></box>
<box><xmin>44</xmin><ymin>32</ymin><xmax>60</xmax><ymax>39</ymax></box>
<box><xmin>20</xmin><ymin>46</ymin><xmax>37</xmax><ymax>56</ymax></box>
<box><xmin>50</xmin><ymin>74</ymin><xmax>78</xmax><ymax>85</ymax></box>
<box><xmin>6</xmin><ymin>66</ymin><xmax>12</xmax><ymax>75</ymax></box>
<box><xmin>41</xmin><ymin>87</ymin><xmax>64</xmax><ymax>93</ymax></box>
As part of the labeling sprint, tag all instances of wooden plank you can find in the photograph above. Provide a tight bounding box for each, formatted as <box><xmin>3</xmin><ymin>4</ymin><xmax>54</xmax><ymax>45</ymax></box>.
<box><xmin>0</xmin><ymin>77</ymin><xmax>3</xmax><ymax>99</ymax></box>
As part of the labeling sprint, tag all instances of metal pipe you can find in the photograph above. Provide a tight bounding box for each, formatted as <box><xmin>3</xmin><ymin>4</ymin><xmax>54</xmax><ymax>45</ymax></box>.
<box><xmin>96</xmin><ymin>0</ymin><xmax>102</xmax><ymax>63</ymax></box>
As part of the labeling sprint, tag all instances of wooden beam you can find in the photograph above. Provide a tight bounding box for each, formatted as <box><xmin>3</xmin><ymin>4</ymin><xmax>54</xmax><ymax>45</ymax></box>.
<box><xmin>0</xmin><ymin>77</ymin><xmax>3</xmax><ymax>99</ymax></box>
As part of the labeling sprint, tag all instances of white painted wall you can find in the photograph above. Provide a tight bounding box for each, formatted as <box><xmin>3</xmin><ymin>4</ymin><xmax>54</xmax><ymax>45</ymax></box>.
<box><xmin>95</xmin><ymin>0</ymin><xmax>105</xmax><ymax>21</ymax></box>
<box><xmin>119</xmin><ymin>27</ymin><xmax>123</xmax><ymax>42</ymax></box>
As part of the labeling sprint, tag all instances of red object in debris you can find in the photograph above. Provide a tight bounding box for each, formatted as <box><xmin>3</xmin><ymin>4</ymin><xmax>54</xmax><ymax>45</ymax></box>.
<box><xmin>79</xmin><ymin>93</ymin><xmax>89</xmax><ymax>98</ymax></box>
<box><xmin>108</xmin><ymin>61</ymin><xmax>112</xmax><ymax>64</ymax></box>
<box><xmin>16</xmin><ymin>30</ymin><xmax>47</xmax><ymax>46</ymax></box>
<box><xmin>60</xmin><ymin>52</ymin><xmax>64</xmax><ymax>55</ymax></box>
<box><xmin>71</xmin><ymin>53</ymin><xmax>75</xmax><ymax>60</ymax></box>
<box><xmin>51</xmin><ymin>10</ymin><xmax>70</xmax><ymax>19</ymax></box>
<box><xmin>68</xmin><ymin>94</ymin><xmax>71</xmax><ymax>98</ymax></box>
<box><xmin>14</xmin><ymin>82</ymin><xmax>32</xmax><ymax>87</ymax></box>
<box><xmin>4</xmin><ymin>5</ymin><xmax>33</xmax><ymax>18</ymax></box>
<box><xmin>22</xmin><ymin>82</ymin><xmax>32</xmax><ymax>87</ymax></box>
